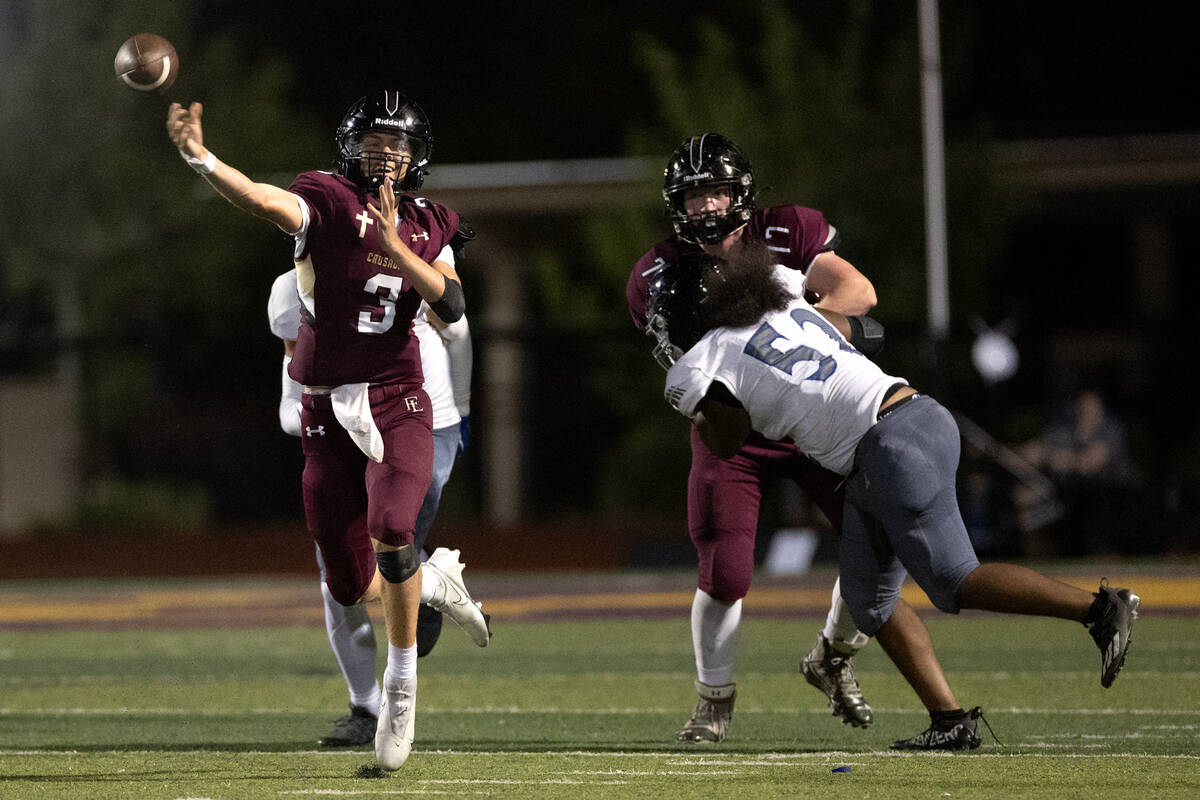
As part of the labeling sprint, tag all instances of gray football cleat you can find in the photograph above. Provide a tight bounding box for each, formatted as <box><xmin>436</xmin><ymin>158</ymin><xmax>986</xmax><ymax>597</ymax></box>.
<box><xmin>675</xmin><ymin>681</ymin><xmax>736</xmax><ymax>743</ymax></box>
<box><xmin>375</xmin><ymin>677</ymin><xmax>416</xmax><ymax>770</ymax></box>
<box><xmin>1087</xmin><ymin>578</ymin><xmax>1140</xmax><ymax>688</ymax></box>
<box><xmin>424</xmin><ymin>548</ymin><xmax>492</xmax><ymax>647</ymax></box>
<box><xmin>802</xmin><ymin>635</ymin><xmax>874</xmax><ymax>727</ymax></box>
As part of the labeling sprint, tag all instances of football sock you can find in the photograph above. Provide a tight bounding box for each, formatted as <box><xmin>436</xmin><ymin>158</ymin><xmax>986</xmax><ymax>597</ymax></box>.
<box><xmin>691</xmin><ymin>589</ymin><xmax>741</xmax><ymax>687</ymax></box>
<box><xmin>385</xmin><ymin>643</ymin><xmax>418</xmax><ymax>682</ymax></box>
<box><xmin>931</xmin><ymin>707</ymin><xmax>968</xmax><ymax>723</ymax></box>
<box><xmin>319</xmin><ymin>580</ymin><xmax>380</xmax><ymax>712</ymax></box>
<box><xmin>823</xmin><ymin>577</ymin><xmax>870</xmax><ymax>655</ymax></box>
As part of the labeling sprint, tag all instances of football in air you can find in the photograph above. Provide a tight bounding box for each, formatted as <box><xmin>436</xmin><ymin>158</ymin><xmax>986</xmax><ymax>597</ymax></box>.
<box><xmin>114</xmin><ymin>33</ymin><xmax>178</xmax><ymax>93</ymax></box>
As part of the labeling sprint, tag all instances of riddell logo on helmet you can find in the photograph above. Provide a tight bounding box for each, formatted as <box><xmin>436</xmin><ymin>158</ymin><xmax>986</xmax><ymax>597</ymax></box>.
<box><xmin>373</xmin><ymin>118</ymin><xmax>403</xmax><ymax>128</ymax></box>
<box><xmin>682</xmin><ymin>172</ymin><xmax>714</xmax><ymax>183</ymax></box>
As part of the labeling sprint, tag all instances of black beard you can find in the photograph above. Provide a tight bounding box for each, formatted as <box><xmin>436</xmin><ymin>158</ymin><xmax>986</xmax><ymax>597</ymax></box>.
<box><xmin>697</xmin><ymin>240</ymin><xmax>796</xmax><ymax>331</ymax></box>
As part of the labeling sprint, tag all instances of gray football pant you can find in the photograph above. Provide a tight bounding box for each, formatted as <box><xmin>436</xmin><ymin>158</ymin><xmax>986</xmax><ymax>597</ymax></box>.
<box><xmin>838</xmin><ymin>396</ymin><xmax>981</xmax><ymax>636</ymax></box>
<box><xmin>414</xmin><ymin>423</ymin><xmax>463</xmax><ymax>556</ymax></box>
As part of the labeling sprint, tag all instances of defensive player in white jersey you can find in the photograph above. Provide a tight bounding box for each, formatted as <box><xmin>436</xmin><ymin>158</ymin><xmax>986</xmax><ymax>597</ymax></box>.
<box><xmin>648</xmin><ymin>247</ymin><xmax>1141</xmax><ymax>750</ymax></box>
<box><xmin>269</xmin><ymin>267</ymin><xmax>475</xmax><ymax>747</ymax></box>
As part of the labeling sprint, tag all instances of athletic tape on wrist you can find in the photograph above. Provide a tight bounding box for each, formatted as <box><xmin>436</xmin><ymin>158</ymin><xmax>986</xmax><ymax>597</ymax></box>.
<box><xmin>182</xmin><ymin>150</ymin><xmax>216</xmax><ymax>175</ymax></box>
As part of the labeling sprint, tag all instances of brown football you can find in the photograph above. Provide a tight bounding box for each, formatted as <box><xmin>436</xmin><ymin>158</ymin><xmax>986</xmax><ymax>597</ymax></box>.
<box><xmin>114</xmin><ymin>33</ymin><xmax>178</xmax><ymax>93</ymax></box>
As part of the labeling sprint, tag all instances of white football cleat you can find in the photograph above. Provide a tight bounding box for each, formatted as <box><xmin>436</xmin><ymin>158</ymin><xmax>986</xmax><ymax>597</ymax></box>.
<box><xmin>374</xmin><ymin>676</ymin><xmax>416</xmax><ymax>770</ymax></box>
<box><xmin>424</xmin><ymin>547</ymin><xmax>492</xmax><ymax>647</ymax></box>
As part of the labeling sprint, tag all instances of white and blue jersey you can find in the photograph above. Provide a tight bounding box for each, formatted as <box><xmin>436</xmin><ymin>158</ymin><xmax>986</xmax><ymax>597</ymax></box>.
<box><xmin>664</xmin><ymin>270</ymin><xmax>904</xmax><ymax>476</ymax></box>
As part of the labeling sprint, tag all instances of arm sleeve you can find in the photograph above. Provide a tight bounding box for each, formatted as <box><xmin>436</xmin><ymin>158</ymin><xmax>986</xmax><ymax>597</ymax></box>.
<box><xmin>279</xmin><ymin>355</ymin><xmax>303</xmax><ymax>437</ymax></box>
<box><xmin>440</xmin><ymin>314</ymin><xmax>473</xmax><ymax>416</ymax></box>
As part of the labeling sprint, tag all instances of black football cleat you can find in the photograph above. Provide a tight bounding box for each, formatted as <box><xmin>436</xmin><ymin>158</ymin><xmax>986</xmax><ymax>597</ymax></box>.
<box><xmin>1086</xmin><ymin>579</ymin><xmax>1140</xmax><ymax>688</ymax></box>
<box><xmin>318</xmin><ymin>703</ymin><xmax>377</xmax><ymax>747</ymax></box>
<box><xmin>891</xmin><ymin>707</ymin><xmax>985</xmax><ymax>751</ymax></box>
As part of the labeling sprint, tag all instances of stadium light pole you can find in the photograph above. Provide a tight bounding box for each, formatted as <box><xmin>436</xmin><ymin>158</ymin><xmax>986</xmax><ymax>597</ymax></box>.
<box><xmin>919</xmin><ymin>0</ymin><xmax>950</xmax><ymax>343</ymax></box>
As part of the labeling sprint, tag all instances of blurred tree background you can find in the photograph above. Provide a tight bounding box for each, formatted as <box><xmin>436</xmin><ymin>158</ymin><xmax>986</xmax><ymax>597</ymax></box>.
<box><xmin>2</xmin><ymin>1</ymin><xmax>1198</xmax><ymax>554</ymax></box>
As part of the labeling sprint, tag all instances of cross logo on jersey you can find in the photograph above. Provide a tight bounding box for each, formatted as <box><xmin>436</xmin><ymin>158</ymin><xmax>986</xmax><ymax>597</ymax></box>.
<box><xmin>411</xmin><ymin>230</ymin><xmax>429</xmax><ymax>242</ymax></box>
<box><xmin>305</xmin><ymin>425</ymin><xmax>326</xmax><ymax>437</ymax></box>
<box><xmin>355</xmin><ymin>210</ymin><xmax>374</xmax><ymax>238</ymax></box>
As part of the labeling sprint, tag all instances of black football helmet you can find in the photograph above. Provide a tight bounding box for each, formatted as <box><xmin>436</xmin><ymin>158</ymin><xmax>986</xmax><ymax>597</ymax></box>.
<box><xmin>662</xmin><ymin>133</ymin><xmax>756</xmax><ymax>245</ymax></box>
<box><xmin>644</xmin><ymin>252</ymin><xmax>721</xmax><ymax>369</ymax></box>
<box><xmin>336</xmin><ymin>90</ymin><xmax>433</xmax><ymax>191</ymax></box>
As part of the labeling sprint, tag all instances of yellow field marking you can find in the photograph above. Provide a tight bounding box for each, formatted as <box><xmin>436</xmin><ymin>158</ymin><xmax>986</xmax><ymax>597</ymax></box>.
<box><xmin>0</xmin><ymin>586</ymin><xmax>322</xmax><ymax>624</ymax></box>
<box><xmin>0</xmin><ymin>575</ymin><xmax>1196</xmax><ymax>625</ymax></box>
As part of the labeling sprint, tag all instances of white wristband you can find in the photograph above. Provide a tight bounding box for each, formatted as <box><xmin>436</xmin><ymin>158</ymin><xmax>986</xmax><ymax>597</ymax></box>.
<box><xmin>182</xmin><ymin>150</ymin><xmax>216</xmax><ymax>175</ymax></box>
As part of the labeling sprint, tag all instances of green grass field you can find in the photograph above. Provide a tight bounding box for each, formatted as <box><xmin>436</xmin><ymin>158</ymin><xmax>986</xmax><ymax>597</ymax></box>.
<box><xmin>1</xmin><ymin>576</ymin><xmax>1198</xmax><ymax>799</ymax></box>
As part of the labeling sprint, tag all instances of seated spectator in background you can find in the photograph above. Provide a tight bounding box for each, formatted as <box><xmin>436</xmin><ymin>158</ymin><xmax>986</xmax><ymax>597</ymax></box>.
<box><xmin>1015</xmin><ymin>384</ymin><xmax>1140</xmax><ymax>555</ymax></box>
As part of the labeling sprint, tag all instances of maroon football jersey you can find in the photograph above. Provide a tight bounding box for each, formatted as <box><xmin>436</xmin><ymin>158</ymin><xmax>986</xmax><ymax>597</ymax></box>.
<box><xmin>626</xmin><ymin>204</ymin><xmax>835</xmax><ymax>331</ymax></box>
<box><xmin>286</xmin><ymin>171</ymin><xmax>460</xmax><ymax>387</ymax></box>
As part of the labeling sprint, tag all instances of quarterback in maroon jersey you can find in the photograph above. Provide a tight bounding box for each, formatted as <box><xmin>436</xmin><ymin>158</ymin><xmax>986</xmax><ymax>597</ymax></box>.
<box><xmin>167</xmin><ymin>90</ymin><xmax>489</xmax><ymax>771</ymax></box>
<box><xmin>626</xmin><ymin>133</ymin><xmax>882</xmax><ymax>742</ymax></box>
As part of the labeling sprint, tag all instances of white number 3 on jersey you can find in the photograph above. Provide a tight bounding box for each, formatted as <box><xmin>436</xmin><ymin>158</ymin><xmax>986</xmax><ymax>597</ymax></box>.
<box><xmin>358</xmin><ymin>273</ymin><xmax>405</xmax><ymax>334</ymax></box>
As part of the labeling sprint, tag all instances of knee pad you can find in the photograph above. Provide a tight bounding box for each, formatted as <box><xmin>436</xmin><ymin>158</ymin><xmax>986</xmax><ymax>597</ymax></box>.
<box><xmin>376</xmin><ymin>544</ymin><xmax>419</xmax><ymax>583</ymax></box>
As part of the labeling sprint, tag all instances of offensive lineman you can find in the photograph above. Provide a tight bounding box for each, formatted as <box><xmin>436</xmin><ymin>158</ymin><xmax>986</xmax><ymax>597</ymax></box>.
<box><xmin>167</xmin><ymin>90</ymin><xmax>490</xmax><ymax>771</ymax></box>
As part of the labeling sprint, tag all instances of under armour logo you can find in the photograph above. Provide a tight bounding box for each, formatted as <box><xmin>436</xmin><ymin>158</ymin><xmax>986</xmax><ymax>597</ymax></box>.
<box><xmin>410</xmin><ymin>231</ymin><xmax>429</xmax><ymax>242</ymax></box>
<box><xmin>404</xmin><ymin>396</ymin><xmax>423</xmax><ymax>412</ymax></box>
<box><xmin>305</xmin><ymin>425</ymin><xmax>326</xmax><ymax>437</ymax></box>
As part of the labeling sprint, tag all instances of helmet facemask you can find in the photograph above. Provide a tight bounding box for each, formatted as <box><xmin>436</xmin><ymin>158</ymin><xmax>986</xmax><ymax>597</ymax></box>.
<box><xmin>646</xmin><ymin>298</ymin><xmax>686</xmax><ymax>370</ymax></box>
<box><xmin>341</xmin><ymin>131</ymin><xmax>427</xmax><ymax>191</ymax></box>
<box><xmin>665</xmin><ymin>174</ymin><xmax>755</xmax><ymax>244</ymax></box>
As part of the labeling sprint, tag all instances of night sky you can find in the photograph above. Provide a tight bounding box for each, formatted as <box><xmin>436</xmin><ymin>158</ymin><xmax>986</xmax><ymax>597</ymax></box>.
<box><xmin>189</xmin><ymin>1</ymin><xmax>1200</xmax><ymax>163</ymax></box>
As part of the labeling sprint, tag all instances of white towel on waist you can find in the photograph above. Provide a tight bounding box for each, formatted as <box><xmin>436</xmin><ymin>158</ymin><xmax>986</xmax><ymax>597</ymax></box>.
<box><xmin>330</xmin><ymin>383</ymin><xmax>384</xmax><ymax>462</ymax></box>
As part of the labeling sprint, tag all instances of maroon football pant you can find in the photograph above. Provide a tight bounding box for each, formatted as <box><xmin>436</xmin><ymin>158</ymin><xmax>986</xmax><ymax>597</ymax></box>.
<box><xmin>300</xmin><ymin>385</ymin><xmax>433</xmax><ymax>606</ymax></box>
<box><xmin>687</xmin><ymin>425</ymin><xmax>844</xmax><ymax>602</ymax></box>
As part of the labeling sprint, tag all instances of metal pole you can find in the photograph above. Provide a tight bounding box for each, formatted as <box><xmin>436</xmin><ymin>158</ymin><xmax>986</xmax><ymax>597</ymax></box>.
<box><xmin>918</xmin><ymin>0</ymin><xmax>950</xmax><ymax>341</ymax></box>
